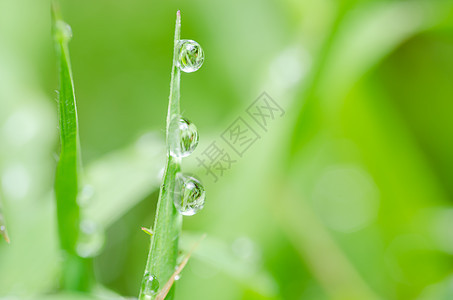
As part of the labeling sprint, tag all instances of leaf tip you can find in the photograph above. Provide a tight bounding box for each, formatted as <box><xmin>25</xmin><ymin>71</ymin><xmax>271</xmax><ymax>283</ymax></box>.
<box><xmin>141</xmin><ymin>227</ymin><xmax>154</xmax><ymax>236</ymax></box>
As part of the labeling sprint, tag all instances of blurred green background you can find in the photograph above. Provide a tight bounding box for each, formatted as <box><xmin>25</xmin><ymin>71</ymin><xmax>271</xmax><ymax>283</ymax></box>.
<box><xmin>1</xmin><ymin>0</ymin><xmax>453</xmax><ymax>299</ymax></box>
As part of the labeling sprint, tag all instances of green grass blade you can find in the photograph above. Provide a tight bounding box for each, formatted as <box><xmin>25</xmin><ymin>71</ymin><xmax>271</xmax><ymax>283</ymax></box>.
<box><xmin>52</xmin><ymin>2</ymin><xmax>91</xmax><ymax>291</ymax></box>
<box><xmin>139</xmin><ymin>11</ymin><xmax>183</xmax><ymax>300</ymax></box>
<box><xmin>54</xmin><ymin>18</ymin><xmax>80</xmax><ymax>255</ymax></box>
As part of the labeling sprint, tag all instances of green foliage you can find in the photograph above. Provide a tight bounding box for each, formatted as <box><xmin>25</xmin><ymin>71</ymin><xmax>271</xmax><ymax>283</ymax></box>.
<box><xmin>0</xmin><ymin>0</ymin><xmax>453</xmax><ymax>300</ymax></box>
<box><xmin>52</xmin><ymin>3</ymin><xmax>92</xmax><ymax>292</ymax></box>
<box><xmin>52</xmin><ymin>3</ymin><xmax>81</xmax><ymax>254</ymax></box>
<box><xmin>139</xmin><ymin>11</ymin><xmax>183</xmax><ymax>300</ymax></box>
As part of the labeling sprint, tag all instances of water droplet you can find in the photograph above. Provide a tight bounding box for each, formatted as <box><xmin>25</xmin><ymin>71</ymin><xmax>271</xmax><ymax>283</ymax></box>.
<box><xmin>169</xmin><ymin>118</ymin><xmax>199</xmax><ymax>158</ymax></box>
<box><xmin>76</xmin><ymin>220</ymin><xmax>105</xmax><ymax>258</ymax></box>
<box><xmin>173</xmin><ymin>265</ymin><xmax>182</xmax><ymax>281</ymax></box>
<box><xmin>55</xmin><ymin>20</ymin><xmax>73</xmax><ymax>42</ymax></box>
<box><xmin>141</xmin><ymin>272</ymin><xmax>160</xmax><ymax>296</ymax></box>
<box><xmin>174</xmin><ymin>173</ymin><xmax>205</xmax><ymax>216</ymax></box>
<box><xmin>178</xmin><ymin>40</ymin><xmax>204</xmax><ymax>73</ymax></box>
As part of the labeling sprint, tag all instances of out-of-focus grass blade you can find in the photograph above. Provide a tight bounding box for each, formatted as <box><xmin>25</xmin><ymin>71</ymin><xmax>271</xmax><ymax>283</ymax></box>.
<box><xmin>317</xmin><ymin>0</ymin><xmax>453</xmax><ymax>110</ymax></box>
<box><xmin>279</xmin><ymin>1</ymin><xmax>453</xmax><ymax>298</ymax></box>
<box><xmin>84</xmin><ymin>133</ymin><xmax>164</xmax><ymax>228</ymax></box>
<box><xmin>139</xmin><ymin>11</ymin><xmax>183</xmax><ymax>300</ymax></box>
<box><xmin>155</xmin><ymin>234</ymin><xmax>205</xmax><ymax>300</ymax></box>
<box><xmin>289</xmin><ymin>0</ymin><xmax>453</xmax><ymax>159</ymax></box>
<box><xmin>179</xmin><ymin>233</ymin><xmax>278</xmax><ymax>297</ymax></box>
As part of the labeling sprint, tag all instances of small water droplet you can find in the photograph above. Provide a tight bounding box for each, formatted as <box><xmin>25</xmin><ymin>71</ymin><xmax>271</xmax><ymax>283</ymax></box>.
<box><xmin>55</xmin><ymin>20</ymin><xmax>73</xmax><ymax>42</ymax></box>
<box><xmin>141</xmin><ymin>272</ymin><xmax>160</xmax><ymax>296</ymax></box>
<box><xmin>169</xmin><ymin>118</ymin><xmax>199</xmax><ymax>158</ymax></box>
<box><xmin>76</xmin><ymin>220</ymin><xmax>105</xmax><ymax>258</ymax></box>
<box><xmin>173</xmin><ymin>265</ymin><xmax>183</xmax><ymax>281</ymax></box>
<box><xmin>178</xmin><ymin>40</ymin><xmax>204</xmax><ymax>73</ymax></box>
<box><xmin>174</xmin><ymin>173</ymin><xmax>205</xmax><ymax>216</ymax></box>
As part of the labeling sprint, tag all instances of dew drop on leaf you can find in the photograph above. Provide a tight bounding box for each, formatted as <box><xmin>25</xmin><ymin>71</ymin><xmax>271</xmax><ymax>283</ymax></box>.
<box><xmin>178</xmin><ymin>40</ymin><xmax>204</xmax><ymax>73</ymax></box>
<box><xmin>141</xmin><ymin>272</ymin><xmax>160</xmax><ymax>296</ymax></box>
<box><xmin>174</xmin><ymin>173</ymin><xmax>206</xmax><ymax>216</ymax></box>
<box><xmin>169</xmin><ymin>118</ymin><xmax>199</xmax><ymax>158</ymax></box>
<box><xmin>55</xmin><ymin>20</ymin><xmax>73</xmax><ymax>42</ymax></box>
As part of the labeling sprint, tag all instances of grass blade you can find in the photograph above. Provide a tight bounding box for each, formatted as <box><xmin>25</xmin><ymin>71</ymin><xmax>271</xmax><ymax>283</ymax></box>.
<box><xmin>53</xmin><ymin>1</ymin><xmax>80</xmax><ymax>255</ymax></box>
<box><xmin>139</xmin><ymin>11</ymin><xmax>183</xmax><ymax>300</ymax></box>
<box><xmin>155</xmin><ymin>234</ymin><xmax>206</xmax><ymax>300</ymax></box>
<box><xmin>52</xmin><ymin>2</ymin><xmax>91</xmax><ymax>291</ymax></box>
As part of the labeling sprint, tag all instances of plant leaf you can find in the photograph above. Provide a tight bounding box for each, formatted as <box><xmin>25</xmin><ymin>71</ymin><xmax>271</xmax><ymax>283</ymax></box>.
<box><xmin>139</xmin><ymin>11</ymin><xmax>183</xmax><ymax>300</ymax></box>
<box><xmin>179</xmin><ymin>233</ymin><xmax>278</xmax><ymax>297</ymax></box>
<box><xmin>83</xmin><ymin>133</ymin><xmax>164</xmax><ymax>228</ymax></box>
<box><xmin>52</xmin><ymin>1</ymin><xmax>81</xmax><ymax>255</ymax></box>
<box><xmin>155</xmin><ymin>234</ymin><xmax>206</xmax><ymax>300</ymax></box>
<box><xmin>52</xmin><ymin>2</ymin><xmax>92</xmax><ymax>292</ymax></box>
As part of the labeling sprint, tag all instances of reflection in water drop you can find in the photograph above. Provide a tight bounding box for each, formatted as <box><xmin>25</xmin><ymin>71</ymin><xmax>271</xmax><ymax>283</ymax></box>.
<box><xmin>174</xmin><ymin>173</ymin><xmax>205</xmax><ymax>216</ymax></box>
<box><xmin>141</xmin><ymin>272</ymin><xmax>160</xmax><ymax>297</ymax></box>
<box><xmin>178</xmin><ymin>40</ymin><xmax>204</xmax><ymax>73</ymax></box>
<box><xmin>76</xmin><ymin>219</ymin><xmax>105</xmax><ymax>258</ymax></box>
<box><xmin>169</xmin><ymin>118</ymin><xmax>199</xmax><ymax>158</ymax></box>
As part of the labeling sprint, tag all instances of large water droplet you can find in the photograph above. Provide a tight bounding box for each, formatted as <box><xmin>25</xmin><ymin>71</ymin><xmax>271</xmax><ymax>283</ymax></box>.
<box><xmin>76</xmin><ymin>220</ymin><xmax>105</xmax><ymax>258</ymax></box>
<box><xmin>141</xmin><ymin>272</ymin><xmax>160</xmax><ymax>296</ymax></box>
<box><xmin>174</xmin><ymin>173</ymin><xmax>205</xmax><ymax>216</ymax></box>
<box><xmin>55</xmin><ymin>20</ymin><xmax>73</xmax><ymax>42</ymax></box>
<box><xmin>169</xmin><ymin>118</ymin><xmax>199</xmax><ymax>158</ymax></box>
<box><xmin>178</xmin><ymin>40</ymin><xmax>204</xmax><ymax>73</ymax></box>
